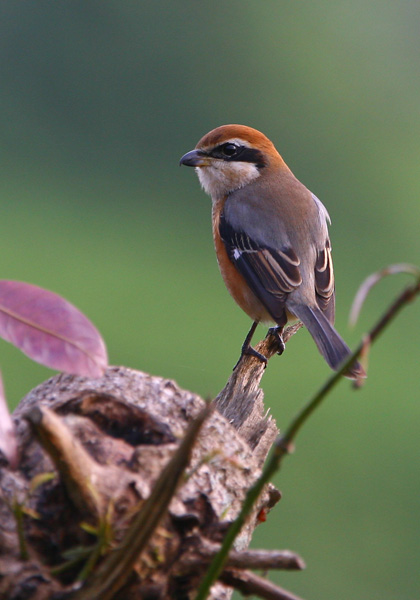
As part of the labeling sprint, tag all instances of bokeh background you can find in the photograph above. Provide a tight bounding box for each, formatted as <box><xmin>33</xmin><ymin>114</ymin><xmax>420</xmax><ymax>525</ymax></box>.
<box><xmin>1</xmin><ymin>3</ymin><xmax>419</xmax><ymax>599</ymax></box>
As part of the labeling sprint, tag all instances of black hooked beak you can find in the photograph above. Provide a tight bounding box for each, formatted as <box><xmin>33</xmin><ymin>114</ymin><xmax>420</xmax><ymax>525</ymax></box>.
<box><xmin>179</xmin><ymin>149</ymin><xmax>210</xmax><ymax>167</ymax></box>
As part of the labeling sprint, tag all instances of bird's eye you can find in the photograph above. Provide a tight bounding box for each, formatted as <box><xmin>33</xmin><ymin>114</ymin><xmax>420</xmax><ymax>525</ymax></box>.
<box><xmin>222</xmin><ymin>143</ymin><xmax>238</xmax><ymax>157</ymax></box>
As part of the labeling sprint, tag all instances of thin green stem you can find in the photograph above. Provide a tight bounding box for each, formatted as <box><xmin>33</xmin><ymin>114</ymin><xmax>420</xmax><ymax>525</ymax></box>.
<box><xmin>281</xmin><ymin>280</ymin><xmax>420</xmax><ymax>451</ymax></box>
<box><xmin>13</xmin><ymin>500</ymin><xmax>28</xmax><ymax>561</ymax></box>
<box><xmin>195</xmin><ymin>280</ymin><xmax>420</xmax><ymax>600</ymax></box>
<box><xmin>279</xmin><ymin>345</ymin><xmax>360</xmax><ymax>452</ymax></box>
<box><xmin>195</xmin><ymin>442</ymin><xmax>283</xmax><ymax>599</ymax></box>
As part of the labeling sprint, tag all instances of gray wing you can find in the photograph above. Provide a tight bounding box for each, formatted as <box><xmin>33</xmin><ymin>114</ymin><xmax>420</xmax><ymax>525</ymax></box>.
<box><xmin>220</xmin><ymin>209</ymin><xmax>335</xmax><ymax>324</ymax></box>
<box><xmin>219</xmin><ymin>211</ymin><xmax>302</xmax><ymax>323</ymax></box>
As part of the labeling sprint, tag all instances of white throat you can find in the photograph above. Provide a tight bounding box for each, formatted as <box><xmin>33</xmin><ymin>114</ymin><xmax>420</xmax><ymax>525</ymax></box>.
<box><xmin>196</xmin><ymin>161</ymin><xmax>261</xmax><ymax>199</ymax></box>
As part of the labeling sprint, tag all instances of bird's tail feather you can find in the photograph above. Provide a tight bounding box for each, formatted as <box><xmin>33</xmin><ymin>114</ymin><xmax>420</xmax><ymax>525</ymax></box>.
<box><xmin>290</xmin><ymin>304</ymin><xmax>366</xmax><ymax>379</ymax></box>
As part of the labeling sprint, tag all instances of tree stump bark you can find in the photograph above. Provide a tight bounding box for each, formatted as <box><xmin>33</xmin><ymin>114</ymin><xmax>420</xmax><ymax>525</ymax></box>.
<box><xmin>0</xmin><ymin>325</ymin><xmax>302</xmax><ymax>599</ymax></box>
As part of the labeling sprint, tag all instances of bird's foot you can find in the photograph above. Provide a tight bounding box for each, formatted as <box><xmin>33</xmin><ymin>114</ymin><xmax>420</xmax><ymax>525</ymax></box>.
<box><xmin>233</xmin><ymin>320</ymin><xmax>268</xmax><ymax>370</ymax></box>
<box><xmin>268</xmin><ymin>326</ymin><xmax>285</xmax><ymax>355</ymax></box>
<box><xmin>233</xmin><ymin>343</ymin><xmax>268</xmax><ymax>371</ymax></box>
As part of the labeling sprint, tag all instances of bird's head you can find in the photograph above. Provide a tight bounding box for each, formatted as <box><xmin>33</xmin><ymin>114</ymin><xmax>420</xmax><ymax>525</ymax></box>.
<box><xmin>180</xmin><ymin>124</ymin><xmax>284</xmax><ymax>198</ymax></box>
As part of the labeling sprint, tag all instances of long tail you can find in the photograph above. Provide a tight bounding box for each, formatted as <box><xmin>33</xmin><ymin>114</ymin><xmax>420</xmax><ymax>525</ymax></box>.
<box><xmin>289</xmin><ymin>304</ymin><xmax>366</xmax><ymax>379</ymax></box>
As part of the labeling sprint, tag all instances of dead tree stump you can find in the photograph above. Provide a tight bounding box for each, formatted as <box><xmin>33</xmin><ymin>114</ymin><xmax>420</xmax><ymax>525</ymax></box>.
<box><xmin>0</xmin><ymin>325</ymin><xmax>302</xmax><ymax>599</ymax></box>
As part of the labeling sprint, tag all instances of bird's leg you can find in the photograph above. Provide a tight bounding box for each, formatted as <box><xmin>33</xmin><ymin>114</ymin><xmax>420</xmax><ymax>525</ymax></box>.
<box><xmin>268</xmin><ymin>325</ymin><xmax>285</xmax><ymax>355</ymax></box>
<box><xmin>233</xmin><ymin>321</ymin><xmax>267</xmax><ymax>370</ymax></box>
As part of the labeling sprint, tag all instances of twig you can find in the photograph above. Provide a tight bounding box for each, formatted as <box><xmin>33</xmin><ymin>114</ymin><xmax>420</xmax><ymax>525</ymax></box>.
<box><xmin>224</xmin><ymin>548</ymin><xmax>304</xmax><ymax>571</ymax></box>
<box><xmin>195</xmin><ymin>278</ymin><xmax>420</xmax><ymax>600</ymax></box>
<box><xmin>349</xmin><ymin>263</ymin><xmax>420</xmax><ymax>326</ymax></box>
<box><xmin>25</xmin><ymin>407</ymin><xmax>105</xmax><ymax>518</ymax></box>
<box><xmin>179</xmin><ymin>541</ymin><xmax>305</xmax><ymax>572</ymax></box>
<box><xmin>220</xmin><ymin>568</ymin><xmax>306</xmax><ymax>600</ymax></box>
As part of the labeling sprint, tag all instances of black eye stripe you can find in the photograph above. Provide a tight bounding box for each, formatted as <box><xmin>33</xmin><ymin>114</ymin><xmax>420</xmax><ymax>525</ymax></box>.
<box><xmin>210</xmin><ymin>144</ymin><xmax>267</xmax><ymax>169</ymax></box>
<box><xmin>237</xmin><ymin>147</ymin><xmax>267</xmax><ymax>168</ymax></box>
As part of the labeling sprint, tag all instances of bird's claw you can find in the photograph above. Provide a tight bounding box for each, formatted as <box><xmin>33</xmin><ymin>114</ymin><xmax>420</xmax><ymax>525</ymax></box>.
<box><xmin>268</xmin><ymin>326</ymin><xmax>285</xmax><ymax>355</ymax></box>
<box><xmin>233</xmin><ymin>344</ymin><xmax>268</xmax><ymax>370</ymax></box>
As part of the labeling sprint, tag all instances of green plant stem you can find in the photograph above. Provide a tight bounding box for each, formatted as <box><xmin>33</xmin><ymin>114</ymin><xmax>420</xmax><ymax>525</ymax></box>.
<box><xmin>13</xmin><ymin>500</ymin><xmax>28</xmax><ymax>561</ymax></box>
<box><xmin>281</xmin><ymin>278</ymin><xmax>420</xmax><ymax>451</ymax></box>
<box><xmin>195</xmin><ymin>279</ymin><xmax>420</xmax><ymax>600</ymax></box>
<box><xmin>194</xmin><ymin>440</ymin><xmax>286</xmax><ymax>600</ymax></box>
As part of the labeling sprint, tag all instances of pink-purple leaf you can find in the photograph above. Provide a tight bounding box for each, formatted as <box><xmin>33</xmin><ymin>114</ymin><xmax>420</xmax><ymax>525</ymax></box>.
<box><xmin>0</xmin><ymin>280</ymin><xmax>108</xmax><ymax>377</ymax></box>
<box><xmin>0</xmin><ymin>371</ymin><xmax>18</xmax><ymax>469</ymax></box>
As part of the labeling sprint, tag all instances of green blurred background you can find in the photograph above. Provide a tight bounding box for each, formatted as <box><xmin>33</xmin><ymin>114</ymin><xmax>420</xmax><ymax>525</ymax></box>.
<box><xmin>1</xmin><ymin>2</ymin><xmax>419</xmax><ymax>599</ymax></box>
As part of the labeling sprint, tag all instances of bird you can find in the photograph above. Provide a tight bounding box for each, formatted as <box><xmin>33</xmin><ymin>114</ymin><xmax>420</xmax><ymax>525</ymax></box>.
<box><xmin>179</xmin><ymin>124</ymin><xmax>365</xmax><ymax>379</ymax></box>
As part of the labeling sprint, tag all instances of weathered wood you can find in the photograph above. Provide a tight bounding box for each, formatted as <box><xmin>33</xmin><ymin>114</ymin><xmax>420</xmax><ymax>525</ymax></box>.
<box><xmin>215</xmin><ymin>323</ymin><xmax>303</xmax><ymax>460</ymax></box>
<box><xmin>0</xmin><ymin>324</ymin><xmax>302</xmax><ymax>599</ymax></box>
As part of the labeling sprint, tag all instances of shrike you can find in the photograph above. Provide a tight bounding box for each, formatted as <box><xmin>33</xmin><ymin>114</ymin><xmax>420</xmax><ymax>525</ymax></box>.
<box><xmin>180</xmin><ymin>124</ymin><xmax>364</xmax><ymax>379</ymax></box>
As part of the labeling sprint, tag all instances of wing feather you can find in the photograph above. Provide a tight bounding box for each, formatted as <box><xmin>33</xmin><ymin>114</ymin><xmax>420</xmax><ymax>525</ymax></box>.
<box><xmin>314</xmin><ymin>239</ymin><xmax>335</xmax><ymax>323</ymax></box>
<box><xmin>219</xmin><ymin>211</ymin><xmax>302</xmax><ymax>322</ymax></box>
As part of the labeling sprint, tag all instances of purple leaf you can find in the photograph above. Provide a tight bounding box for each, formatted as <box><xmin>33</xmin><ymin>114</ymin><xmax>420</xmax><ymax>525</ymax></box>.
<box><xmin>0</xmin><ymin>371</ymin><xmax>18</xmax><ymax>469</ymax></box>
<box><xmin>0</xmin><ymin>280</ymin><xmax>108</xmax><ymax>377</ymax></box>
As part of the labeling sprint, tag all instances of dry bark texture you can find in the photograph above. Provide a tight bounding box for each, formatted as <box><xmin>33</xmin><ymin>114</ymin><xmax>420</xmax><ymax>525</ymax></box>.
<box><xmin>0</xmin><ymin>324</ymin><xmax>302</xmax><ymax>599</ymax></box>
